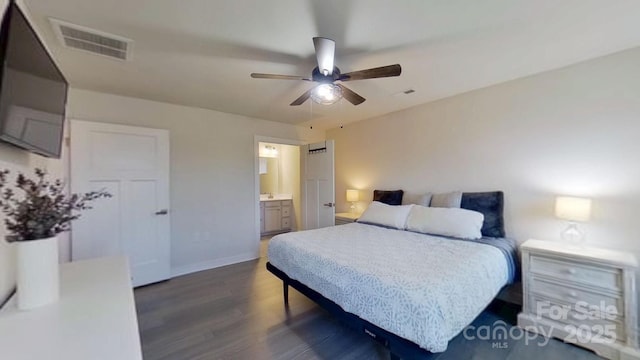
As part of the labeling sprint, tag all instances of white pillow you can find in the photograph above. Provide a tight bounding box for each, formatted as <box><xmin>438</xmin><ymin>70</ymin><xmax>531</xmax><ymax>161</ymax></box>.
<box><xmin>406</xmin><ymin>205</ymin><xmax>484</xmax><ymax>239</ymax></box>
<box><xmin>357</xmin><ymin>201</ymin><xmax>413</xmax><ymax>230</ymax></box>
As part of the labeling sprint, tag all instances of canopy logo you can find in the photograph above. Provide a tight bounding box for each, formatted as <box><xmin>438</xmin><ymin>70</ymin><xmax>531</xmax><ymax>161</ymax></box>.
<box><xmin>463</xmin><ymin>300</ymin><xmax>619</xmax><ymax>349</ymax></box>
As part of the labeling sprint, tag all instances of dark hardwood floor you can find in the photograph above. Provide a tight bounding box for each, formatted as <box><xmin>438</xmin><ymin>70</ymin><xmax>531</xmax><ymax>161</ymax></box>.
<box><xmin>134</xmin><ymin>239</ymin><xmax>602</xmax><ymax>360</ymax></box>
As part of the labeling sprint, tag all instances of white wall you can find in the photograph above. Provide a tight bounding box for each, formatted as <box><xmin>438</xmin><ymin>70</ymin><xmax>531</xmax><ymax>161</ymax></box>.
<box><xmin>0</xmin><ymin>0</ymin><xmax>11</xmax><ymax>306</ymax></box>
<box><xmin>0</xmin><ymin>144</ymin><xmax>65</xmax><ymax>304</ymax></box>
<box><xmin>328</xmin><ymin>46</ymin><xmax>640</xmax><ymax>255</ymax></box>
<box><xmin>0</xmin><ymin>0</ymin><xmax>68</xmax><ymax>305</ymax></box>
<box><xmin>66</xmin><ymin>88</ymin><xmax>323</xmax><ymax>276</ymax></box>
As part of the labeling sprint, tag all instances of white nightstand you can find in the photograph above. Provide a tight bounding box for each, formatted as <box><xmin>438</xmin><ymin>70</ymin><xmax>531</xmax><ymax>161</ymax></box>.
<box><xmin>335</xmin><ymin>212</ymin><xmax>361</xmax><ymax>225</ymax></box>
<box><xmin>518</xmin><ymin>239</ymin><xmax>639</xmax><ymax>359</ymax></box>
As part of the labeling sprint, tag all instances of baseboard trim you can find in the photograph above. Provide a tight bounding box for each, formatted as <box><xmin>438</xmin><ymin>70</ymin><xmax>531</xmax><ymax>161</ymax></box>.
<box><xmin>171</xmin><ymin>252</ymin><xmax>258</xmax><ymax>278</ymax></box>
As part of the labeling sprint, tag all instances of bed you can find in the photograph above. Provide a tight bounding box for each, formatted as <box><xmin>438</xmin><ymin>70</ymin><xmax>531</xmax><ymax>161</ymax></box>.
<box><xmin>266</xmin><ymin>191</ymin><xmax>518</xmax><ymax>359</ymax></box>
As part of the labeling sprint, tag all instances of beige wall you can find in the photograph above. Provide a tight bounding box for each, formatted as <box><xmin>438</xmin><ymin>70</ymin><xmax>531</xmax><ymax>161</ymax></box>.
<box><xmin>66</xmin><ymin>88</ymin><xmax>323</xmax><ymax>276</ymax></box>
<box><xmin>278</xmin><ymin>144</ymin><xmax>301</xmax><ymax>230</ymax></box>
<box><xmin>328</xmin><ymin>46</ymin><xmax>640</xmax><ymax>255</ymax></box>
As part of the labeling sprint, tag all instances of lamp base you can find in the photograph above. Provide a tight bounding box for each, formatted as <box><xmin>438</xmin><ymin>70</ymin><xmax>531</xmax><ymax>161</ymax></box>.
<box><xmin>350</xmin><ymin>203</ymin><xmax>356</xmax><ymax>213</ymax></box>
<box><xmin>561</xmin><ymin>222</ymin><xmax>585</xmax><ymax>246</ymax></box>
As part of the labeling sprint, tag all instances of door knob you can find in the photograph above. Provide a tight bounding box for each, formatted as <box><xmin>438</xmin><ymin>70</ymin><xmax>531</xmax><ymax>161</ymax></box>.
<box><xmin>155</xmin><ymin>209</ymin><xmax>169</xmax><ymax>215</ymax></box>
<box><xmin>323</xmin><ymin>203</ymin><xmax>335</xmax><ymax>208</ymax></box>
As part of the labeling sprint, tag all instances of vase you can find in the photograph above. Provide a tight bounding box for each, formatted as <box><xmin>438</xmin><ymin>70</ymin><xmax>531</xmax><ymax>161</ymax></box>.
<box><xmin>15</xmin><ymin>236</ymin><xmax>59</xmax><ymax>310</ymax></box>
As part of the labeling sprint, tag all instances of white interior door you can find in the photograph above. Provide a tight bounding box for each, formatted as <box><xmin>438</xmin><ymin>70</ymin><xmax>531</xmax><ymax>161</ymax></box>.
<box><xmin>303</xmin><ymin>140</ymin><xmax>335</xmax><ymax>230</ymax></box>
<box><xmin>70</xmin><ymin>120</ymin><xmax>170</xmax><ymax>287</ymax></box>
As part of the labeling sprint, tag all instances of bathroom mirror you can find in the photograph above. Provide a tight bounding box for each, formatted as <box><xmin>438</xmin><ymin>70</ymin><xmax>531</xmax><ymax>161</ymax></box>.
<box><xmin>260</xmin><ymin>157</ymin><xmax>279</xmax><ymax>195</ymax></box>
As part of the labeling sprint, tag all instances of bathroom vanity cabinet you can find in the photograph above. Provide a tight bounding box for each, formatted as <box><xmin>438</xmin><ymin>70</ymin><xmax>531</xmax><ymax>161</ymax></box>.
<box><xmin>260</xmin><ymin>199</ymin><xmax>292</xmax><ymax>235</ymax></box>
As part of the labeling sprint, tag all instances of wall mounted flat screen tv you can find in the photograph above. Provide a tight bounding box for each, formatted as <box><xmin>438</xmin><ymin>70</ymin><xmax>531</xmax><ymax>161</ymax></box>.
<box><xmin>0</xmin><ymin>2</ymin><xmax>68</xmax><ymax>158</ymax></box>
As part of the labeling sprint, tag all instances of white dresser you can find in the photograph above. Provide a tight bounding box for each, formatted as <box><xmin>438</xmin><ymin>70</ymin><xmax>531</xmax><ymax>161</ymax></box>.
<box><xmin>518</xmin><ymin>239</ymin><xmax>639</xmax><ymax>359</ymax></box>
<box><xmin>0</xmin><ymin>256</ymin><xmax>142</xmax><ymax>360</ymax></box>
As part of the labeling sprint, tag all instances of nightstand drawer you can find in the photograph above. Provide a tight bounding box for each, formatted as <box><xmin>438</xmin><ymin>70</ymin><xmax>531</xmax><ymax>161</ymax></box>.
<box><xmin>530</xmin><ymin>277</ymin><xmax>623</xmax><ymax>314</ymax></box>
<box><xmin>530</xmin><ymin>255</ymin><xmax>622</xmax><ymax>291</ymax></box>
<box><xmin>518</xmin><ymin>239</ymin><xmax>638</xmax><ymax>356</ymax></box>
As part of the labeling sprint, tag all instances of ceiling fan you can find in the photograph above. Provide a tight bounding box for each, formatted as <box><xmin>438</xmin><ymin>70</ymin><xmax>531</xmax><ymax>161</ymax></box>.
<box><xmin>251</xmin><ymin>37</ymin><xmax>401</xmax><ymax>106</ymax></box>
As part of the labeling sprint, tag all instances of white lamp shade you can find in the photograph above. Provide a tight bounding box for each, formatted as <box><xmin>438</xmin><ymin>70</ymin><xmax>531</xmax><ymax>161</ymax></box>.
<box><xmin>346</xmin><ymin>189</ymin><xmax>359</xmax><ymax>202</ymax></box>
<box><xmin>555</xmin><ymin>196</ymin><xmax>591</xmax><ymax>222</ymax></box>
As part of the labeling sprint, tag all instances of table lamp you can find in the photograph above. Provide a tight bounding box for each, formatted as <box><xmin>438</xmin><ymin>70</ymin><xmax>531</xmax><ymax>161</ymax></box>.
<box><xmin>346</xmin><ymin>189</ymin><xmax>359</xmax><ymax>213</ymax></box>
<box><xmin>555</xmin><ymin>196</ymin><xmax>591</xmax><ymax>245</ymax></box>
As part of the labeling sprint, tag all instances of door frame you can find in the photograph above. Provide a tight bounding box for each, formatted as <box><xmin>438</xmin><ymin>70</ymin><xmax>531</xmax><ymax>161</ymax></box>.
<box><xmin>254</xmin><ymin>136</ymin><xmax>305</xmax><ymax>246</ymax></box>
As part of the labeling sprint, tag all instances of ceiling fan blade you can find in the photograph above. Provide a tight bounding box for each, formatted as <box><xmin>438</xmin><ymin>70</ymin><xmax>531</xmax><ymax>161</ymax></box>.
<box><xmin>339</xmin><ymin>64</ymin><xmax>401</xmax><ymax>81</ymax></box>
<box><xmin>337</xmin><ymin>84</ymin><xmax>366</xmax><ymax>105</ymax></box>
<box><xmin>290</xmin><ymin>89</ymin><xmax>312</xmax><ymax>106</ymax></box>
<box><xmin>251</xmin><ymin>73</ymin><xmax>311</xmax><ymax>81</ymax></box>
<box><xmin>313</xmin><ymin>37</ymin><xmax>335</xmax><ymax>76</ymax></box>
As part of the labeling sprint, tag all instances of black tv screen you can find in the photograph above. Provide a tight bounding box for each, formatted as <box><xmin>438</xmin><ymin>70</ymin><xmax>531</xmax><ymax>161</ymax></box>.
<box><xmin>0</xmin><ymin>2</ymin><xmax>68</xmax><ymax>158</ymax></box>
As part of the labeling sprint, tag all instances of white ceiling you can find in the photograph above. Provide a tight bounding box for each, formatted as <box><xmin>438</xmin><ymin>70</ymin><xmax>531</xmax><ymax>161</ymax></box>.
<box><xmin>22</xmin><ymin>0</ymin><xmax>640</xmax><ymax>130</ymax></box>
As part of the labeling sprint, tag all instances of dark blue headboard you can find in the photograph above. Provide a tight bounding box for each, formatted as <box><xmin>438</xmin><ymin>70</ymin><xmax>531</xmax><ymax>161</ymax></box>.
<box><xmin>373</xmin><ymin>190</ymin><xmax>404</xmax><ymax>206</ymax></box>
<box><xmin>461</xmin><ymin>191</ymin><xmax>505</xmax><ymax>238</ymax></box>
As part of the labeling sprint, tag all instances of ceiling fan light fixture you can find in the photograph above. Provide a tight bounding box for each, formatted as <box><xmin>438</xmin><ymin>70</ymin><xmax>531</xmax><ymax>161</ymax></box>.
<box><xmin>251</xmin><ymin>37</ymin><xmax>401</xmax><ymax>106</ymax></box>
<box><xmin>310</xmin><ymin>83</ymin><xmax>342</xmax><ymax>105</ymax></box>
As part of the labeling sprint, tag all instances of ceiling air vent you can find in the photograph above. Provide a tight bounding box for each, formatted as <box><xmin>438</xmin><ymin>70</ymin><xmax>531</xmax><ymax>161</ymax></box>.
<box><xmin>49</xmin><ymin>18</ymin><xmax>133</xmax><ymax>61</ymax></box>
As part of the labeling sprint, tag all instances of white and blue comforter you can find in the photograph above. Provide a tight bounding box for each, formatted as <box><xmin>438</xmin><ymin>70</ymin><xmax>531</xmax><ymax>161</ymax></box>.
<box><xmin>268</xmin><ymin>222</ymin><xmax>513</xmax><ymax>353</ymax></box>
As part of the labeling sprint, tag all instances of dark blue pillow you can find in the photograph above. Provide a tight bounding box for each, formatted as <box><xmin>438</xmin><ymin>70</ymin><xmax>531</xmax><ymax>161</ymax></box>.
<box><xmin>373</xmin><ymin>190</ymin><xmax>404</xmax><ymax>206</ymax></box>
<box><xmin>460</xmin><ymin>191</ymin><xmax>505</xmax><ymax>238</ymax></box>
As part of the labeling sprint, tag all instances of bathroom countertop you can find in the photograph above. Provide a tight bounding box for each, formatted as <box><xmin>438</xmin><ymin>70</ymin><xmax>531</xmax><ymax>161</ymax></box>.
<box><xmin>260</xmin><ymin>194</ymin><xmax>292</xmax><ymax>201</ymax></box>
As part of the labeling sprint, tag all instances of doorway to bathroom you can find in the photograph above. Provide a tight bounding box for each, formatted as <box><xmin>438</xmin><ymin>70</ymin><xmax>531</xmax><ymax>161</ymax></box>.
<box><xmin>258</xmin><ymin>141</ymin><xmax>301</xmax><ymax>236</ymax></box>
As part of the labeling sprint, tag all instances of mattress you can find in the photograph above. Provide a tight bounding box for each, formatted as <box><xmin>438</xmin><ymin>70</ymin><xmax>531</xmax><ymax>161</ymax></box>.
<box><xmin>267</xmin><ymin>222</ymin><xmax>514</xmax><ymax>352</ymax></box>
